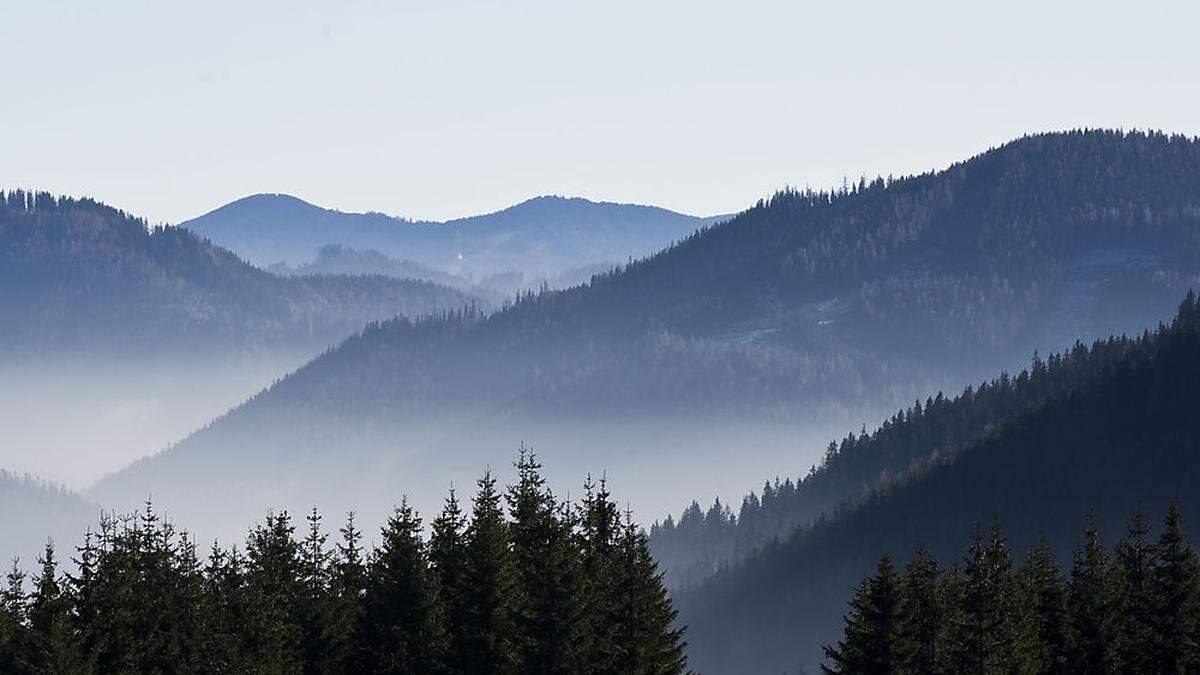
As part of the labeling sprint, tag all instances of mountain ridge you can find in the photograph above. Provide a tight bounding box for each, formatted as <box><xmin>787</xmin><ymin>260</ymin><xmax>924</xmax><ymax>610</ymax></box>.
<box><xmin>89</xmin><ymin>129</ymin><xmax>1200</xmax><ymax>549</ymax></box>
<box><xmin>182</xmin><ymin>192</ymin><xmax>729</xmax><ymax>274</ymax></box>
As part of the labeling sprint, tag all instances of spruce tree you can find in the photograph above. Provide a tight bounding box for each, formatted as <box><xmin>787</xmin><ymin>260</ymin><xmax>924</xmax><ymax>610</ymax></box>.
<box><xmin>894</xmin><ymin>546</ymin><xmax>939</xmax><ymax>674</ymax></box>
<box><xmin>429</xmin><ymin>489</ymin><xmax>470</xmax><ymax>672</ymax></box>
<box><xmin>298</xmin><ymin>508</ymin><xmax>333</xmax><ymax>674</ymax></box>
<box><xmin>0</xmin><ymin>561</ymin><xmax>31</xmax><ymax>673</ymax></box>
<box><xmin>28</xmin><ymin>541</ymin><xmax>78</xmax><ymax>673</ymax></box>
<box><xmin>579</xmin><ymin>475</ymin><xmax>622</xmax><ymax>670</ymax></box>
<box><xmin>361</xmin><ymin>499</ymin><xmax>447</xmax><ymax>674</ymax></box>
<box><xmin>611</xmin><ymin>512</ymin><xmax>687</xmax><ymax>675</ymax></box>
<box><xmin>326</xmin><ymin>512</ymin><xmax>367</xmax><ymax>673</ymax></box>
<box><xmin>243</xmin><ymin>511</ymin><xmax>305</xmax><ymax>675</ymax></box>
<box><xmin>196</xmin><ymin>543</ymin><xmax>249</xmax><ymax>674</ymax></box>
<box><xmin>461</xmin><ymin>470</ymin><xmax>518</xmax><ymax>674</ymax></box>
<box><xmin>1109</xmin><ymin>508</ymin><xmax>1157</xmax><ymax>674</ymax></box>
<box><xmin>506</xmin><ymin>449</ymin><xmax>586</xmax><ymax>673</ymax></box>
<box><xmin>935</xmin><ymin>564</ymin><xmax>970</xmax><ymax>674</ymax></box>
<box><xmin>1150</xmin><ymin>502</ymin><xmax>1200</xmax><ymax>672</ymax></box>
<box><xmin>822</xmin><ymin>555</ymin><xmax>899</xmax><ymax>675</ymax></box>
<box><xmin>959</xmin><ymin>523</ymin><xmax>1016</xmax><ymax>673</ymax></box>
<box><xmin>1065</xmin><ymin>515</ymin><xmax>1109</xmax><ymax>674</ymax></box>
<box><xmin>1014</xmin><ymin>543</ymin><xmax>1067</xmax><ymax>674</ymax></box>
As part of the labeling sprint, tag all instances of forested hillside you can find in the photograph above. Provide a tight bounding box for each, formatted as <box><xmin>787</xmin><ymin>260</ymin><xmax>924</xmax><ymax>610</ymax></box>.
<box><xmin>677</xmin><ymin>293</ymin><xmax>1200</xmax><ymax>673</ymax></box>
<box><xmin>0</xmin><ymin>192</ymin><xmax>475</xmax><ymax>354</ymax></box>
<box><xmin>91</xmin><ymin>130</ymin><xmax>1200</xmax><ymax>554</ymax></box>
<box><xmin>651</xmin><ymin>331</ymin><xmax>1145</xmax><ymax>588</ymax></box>
<box><xmin>182</xmin><ymin>193</ymin><xmax>721</xmax><ymax>276</ymax></box>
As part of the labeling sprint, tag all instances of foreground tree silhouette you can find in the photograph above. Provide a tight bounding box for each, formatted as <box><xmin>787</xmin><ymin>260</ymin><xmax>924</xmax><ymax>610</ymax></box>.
<box><xmin>825</xmin><ymin>504</ymin><xmax>1200</xmax><ymax>674</ymax></box>
<box><xmin>361</xmin><ymin>499</ymin><xmax>446</xmax><ymax>673</ymax></box>
<box><xmin>0</xmin><ymin>456</ymin><xmax>687</xmax><ymax>674</ymax></box>
<box><xmin>821</xmin><ymin>555</ymin><xmax>899</xmax><ymax>674</ymax></box>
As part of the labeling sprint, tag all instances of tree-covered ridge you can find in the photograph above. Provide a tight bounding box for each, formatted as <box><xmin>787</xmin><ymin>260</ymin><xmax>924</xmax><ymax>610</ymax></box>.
<box><xmin>677</xmin><ymin>292</ymin><xmax>1200</xmax><ymax>673</ymax></box>
<box><xmin>176</xmin><ymin>129</ymin><xmax>1200</xmax><ymax>420</ymax></box>
<box><xmin>824</xmin><ymin>505</ymin><xmax>1199</xmax><ymax>675</ymax></box>
<box><xmin>0</xmin><ymin>453</ymin><xmax>685</xmax><ymax>674</ymax></box>
<box><xmin>651</xmin><ymin>322</ymin><xmax>1148</xmax><ymax>588</ymax></box>
<box><xmin>182</xmin><ymin>192</ymin><xmax>721</xmax><ymax>274</ymax></box>
<box><xmin>0</xmin><ymin>191</ymin><xmax>476</xmax><ymax>354</ymax></box>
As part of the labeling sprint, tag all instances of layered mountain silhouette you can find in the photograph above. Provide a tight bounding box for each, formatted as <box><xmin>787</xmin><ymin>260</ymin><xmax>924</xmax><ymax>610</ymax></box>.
<box><xmin>88</xmin><ymin>130</ymin><xmax>1200</xmax><ymax>546</ymax></box>
<box><xmin>0</xmin><ymin>192</ymin><xmax>476</xmax><ymax>355</ymax></box>
<box><xmin>0</xmin><ymin>470</ymin><xmax>97</xmax><ymax>568</ymax></box>
<box><xmin>675</xmin><ymin>293</ymin><xmax>1200</xmax><ymax>674</ymax></box>
<box><xmin>182</xmin><ymin>193</ymin><xmax>726</xmax><ymax>276</ymax></box>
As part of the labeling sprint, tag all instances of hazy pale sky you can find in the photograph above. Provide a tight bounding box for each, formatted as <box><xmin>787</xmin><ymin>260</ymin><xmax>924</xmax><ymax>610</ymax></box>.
<box><xmin>2</xmin><ymin>0</ymin><xmax>1197</xmax><ymax>224</ymax></box>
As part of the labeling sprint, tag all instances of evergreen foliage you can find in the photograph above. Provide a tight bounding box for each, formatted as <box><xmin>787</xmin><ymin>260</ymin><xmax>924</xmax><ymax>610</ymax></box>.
<box><xmin>824</xmin><ymin>507</ymin><xmax>1200</xmax><ymax>674</ymax></box>
<box><xmin>0</xmin><ymin>457</ymin><xmax>687</xmax><ymax>674</ymax></box>
<box><xmin>679</xmin><ymin>291</ymin><xmax>1200</xmax><ymax>672</ymax></box>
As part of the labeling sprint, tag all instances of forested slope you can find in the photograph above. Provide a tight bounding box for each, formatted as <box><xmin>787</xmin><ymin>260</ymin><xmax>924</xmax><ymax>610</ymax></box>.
<box><xmin>92</xmin><ymin>130</ymin><xmax>1200</xmax><ymax>554</ymax></box>
<box><xmin>0</xmin><ymin>192</ymin><xmax>475</xmax><ymax>355</ymax></box>
<box><xmin>678</xmin><ymin>293</ymin><xmax>1200</xmax><ymax>673</ymax></box>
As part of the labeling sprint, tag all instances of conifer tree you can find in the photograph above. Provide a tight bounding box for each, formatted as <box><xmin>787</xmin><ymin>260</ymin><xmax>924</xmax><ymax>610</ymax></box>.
<box><xmin>1109</xmin><ymin>508</ymin><xmax>1158</xmax><ymax>674</ymax></box>
<box><xmin>959</xmin><ymin>523</ymin><xmax>1016</xmax><ymax>673</ymax></box>
<box><xmin>298</xmin><ymin>508</ymin><xmax>333</xmax><ymax>674</ymax></box>
<box><xmin>243</xmin><ymin>512</ymin><xmax>305</xmax><ymax>675</ymax></box>
<box><xmin>822</xmin><ymin>555</ymin><xmax>899</xmax><ymax>675</ymax></box>
<box><xmin>894</xmin><ymin>546</ymin><xmax>939</xmax><ymax>674</ymax></box>
<box><xmin>429</xmin><ymin>488</ymin><xmax>469</xmax><ymax>671</ymax></box>
<box><xmin>611</xmin><ymin>512</ymin><xmax>687</xmax><ymax>675</ymax></box>
<box><xmin>1014</xmin><ymin>543</ymin><xmax>1067</xmax><ymax>674</ymax></box>
<box><xmin>506</xmin><ymin>449</ymin><xmax>586</xmax><ymax>673</ymax></box>
<box><xmin>935</xmin><ymin>564</ymin><xmax>970</xmax><ymax>674</ymax></box>
<box><xmin>1065</xmin><ymin>515</ymin><xmax>1108</xmax><ymax>674</ymax></box>
<box><xmin>461</xmin><ymin>470</ymin><xmax>518</xmax><ymax>674</ymax></box>
<box><xmin>1150</xmin><ymin>503</ymin><xmax>1200</xmax><ymax>672</ymax></box>
<box><xmin>28</xmin><ymin>541</ymin><xmax>78</xmax><ymax>673</ymax></box>
<box><xmin>196</xmin><ymin>543</ymin><xmax>249</xmax><ymax>674</ymax></box>
<box><xmin>579</xmin><ymin>475</ymin><xmax>622</xmax><ymax>670</ymax></box>
<box><xmin>361</xmin><ymin>499</ymin><xmax>447</xmax><ymax>674</ymax></box>
<box><xmin>0</xmin><ymin>561</ymin><xmax>31</xmax><ymax>673</ymax></box>
<box><xmin>326</xmin><ymin>512</ymin><xmax>367</xmax><ymax>673</ymax></box>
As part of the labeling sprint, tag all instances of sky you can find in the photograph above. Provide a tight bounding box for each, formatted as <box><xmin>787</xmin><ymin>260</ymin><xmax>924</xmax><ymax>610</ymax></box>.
<box><xmin>2</xmin><ymin>0</ymin><xmax>1198</xmax><ymax>224</ymax></box>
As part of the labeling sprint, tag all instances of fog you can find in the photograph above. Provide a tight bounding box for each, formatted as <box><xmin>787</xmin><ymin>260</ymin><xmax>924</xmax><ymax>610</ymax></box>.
<box><xmin>0</xmin><ymin>351</ymin><xmax>310</xmax><ymax>488</ymax></box>
<box><xmin>79</xmin><ymin>408</ymin><xmax>861</xmax><ymax>557</ymax></box>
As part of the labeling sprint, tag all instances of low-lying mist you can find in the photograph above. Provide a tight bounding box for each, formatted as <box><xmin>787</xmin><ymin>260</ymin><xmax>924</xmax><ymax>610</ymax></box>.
<box><xmin>78</xmin><ymin>411</ymin><xmax>858</xmax><ymax>563</ymax></box>
<box><xmin>0</xmin><ymin>351</ymin><xmax>311</xmax><ymax>488</ymax></box>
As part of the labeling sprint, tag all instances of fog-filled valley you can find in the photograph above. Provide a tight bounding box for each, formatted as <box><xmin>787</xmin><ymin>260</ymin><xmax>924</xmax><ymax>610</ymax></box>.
<box><xmin>5</xmin><ymin>129</ymin><xmax>1200</xmax><ymax>674</ymax></box>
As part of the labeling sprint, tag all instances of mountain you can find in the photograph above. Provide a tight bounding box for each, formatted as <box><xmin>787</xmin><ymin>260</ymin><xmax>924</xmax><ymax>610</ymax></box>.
<box><xmin>181</xmin><ymin>193</ymin><xmax>725</xmax><ymax>276</ymax></box>
<box><xmin>0</xmin><ymin>191</ymin><xmax>477</xmax><ymax>355</ymax></box>
<box><xmin>272</xmin><ymin>244</ymin><xmax>479</xmax><ymax>293</ymax></box>
<box><xmin>90</xmin><ymin>130</ymin><xmax>1200</xmax><ymax>548</ymax></box>
<box><xmin>0</xmin><ymin>470</ymin><xmax>98</xmax><ymax>568</ymax></box>
<box><xmin>648</xmin><ymin>327</ymin><xmax>1149</xmax><ymax>589</ymax></box>
<box><xmin>676</xmin><ymin>293</ymin><xmax>1200</xmax><ymax>673</ymax></box>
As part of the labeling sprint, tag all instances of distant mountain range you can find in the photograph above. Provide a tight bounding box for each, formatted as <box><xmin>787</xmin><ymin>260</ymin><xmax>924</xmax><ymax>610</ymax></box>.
<box><xmin>0</xmin><ymin>192</ymin><xmax>476</xmax><ymax>355</ymax></box>
<box><xmin>181</xmin><ymin>193</ymin><xmax>727</xmax><ymax>277</ymax></box>
<box><xmin>269</xmin><ymin>244</ymin><xmax>615</xmax><ymax>301</ymax></box>
<box><xmin>674</xmin><ymin>293</ymin><xmax>1200</xmax><ymax>674</ymax></box>
<box><xmin>89</xmin><ymin>130</ymin><xmax>1200</xmax><ymax>546</ymax></box>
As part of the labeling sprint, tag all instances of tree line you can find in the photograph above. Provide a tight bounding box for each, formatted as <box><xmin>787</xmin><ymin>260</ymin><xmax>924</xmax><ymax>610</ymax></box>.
<box><xmin>0</xmin><ymin>452</ymin><xmax>686</xmax><ymax>674</ymax></box>
<box><xmin>824</xmin><ymin>504</ymin><xmax>1200</xmax><ymax>674</ymax></box>
<box><xmin>676</xmin><ymin>293</ymin><xmax>1200</xmax><ymax>672</ymax></box>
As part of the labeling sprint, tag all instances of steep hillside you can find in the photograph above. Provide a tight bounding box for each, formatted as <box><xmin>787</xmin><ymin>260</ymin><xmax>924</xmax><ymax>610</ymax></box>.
<box><xmin>182</xmin><ymin>193</ymin><xmax>723</xmax><ymax>275</ymax></box>
<box><xmin>91</xmin><ymin>130</ymin><xmax>1200</xmax><ymax>547</ymax></box>
<box><xmin>678</xmin><ymin>293</ymin><xmax>1200</xmax><ymax>674</ymax></box>
<box><xmin>0</xmin><ymin>192</ymin><xmax>476</xmax><ymax>355</ymax></box>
